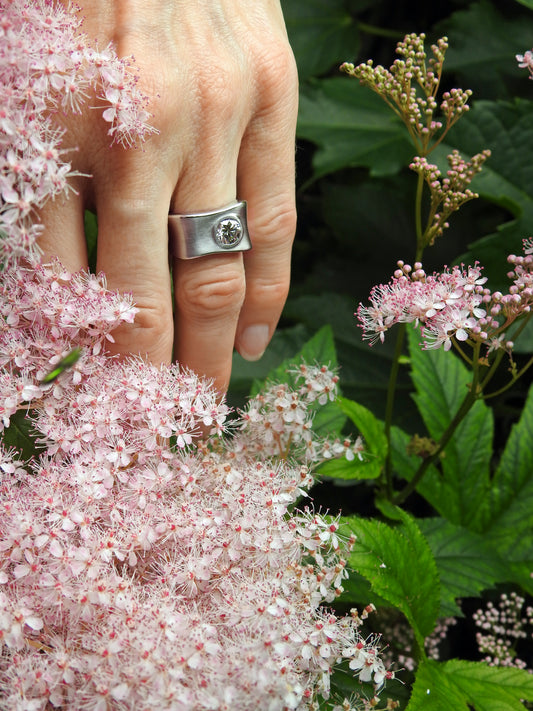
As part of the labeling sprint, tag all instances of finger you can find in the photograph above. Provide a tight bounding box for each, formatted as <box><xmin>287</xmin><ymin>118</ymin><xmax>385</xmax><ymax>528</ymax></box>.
<box><xmin>172</xmin><ymin>249</ymin><xmax>245</xmax><ymax>393</ymax></box>
<box><xmin>234</xmin><ymin>53</ymin><xmax>299</xmax><ymax>361</ymax></box>
<box><xmin>36</xmin><ymin>177</ymin><xmax>89</xmax><ymax>272</ymax></box>
<box><xmin>169</xmin><ymin>60</ymin><xmax>251</xmax><ymax>393</ymax></box>
<box><xmin>93</xmin><ymin>146</ymin><xmax>175</xmax><ymax>365</ymax></box>
<box><xmin>171</xmin><ymin>166</ymin><xmax>246</xmax><ymax>393</ymax></box>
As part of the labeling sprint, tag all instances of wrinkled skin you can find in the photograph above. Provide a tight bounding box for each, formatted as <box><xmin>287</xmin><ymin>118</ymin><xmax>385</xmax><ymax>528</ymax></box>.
<box><xmin>39</xmin><ymin>0</ymin><xmax>298</xmax><ymax>391</ymax></box>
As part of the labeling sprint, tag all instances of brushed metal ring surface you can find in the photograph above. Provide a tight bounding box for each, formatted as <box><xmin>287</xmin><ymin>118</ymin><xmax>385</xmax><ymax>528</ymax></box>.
<box><xmin>168</xmin><ymin>201</ymin><xmax>252</xmax><ymax>259</ymax></box>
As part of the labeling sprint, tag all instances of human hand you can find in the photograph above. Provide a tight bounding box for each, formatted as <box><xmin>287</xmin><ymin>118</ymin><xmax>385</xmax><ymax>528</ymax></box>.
<box><xmin>38</xmin><ymin>0</ymin><xmax>298</xmax><ymax>392</ymax></box>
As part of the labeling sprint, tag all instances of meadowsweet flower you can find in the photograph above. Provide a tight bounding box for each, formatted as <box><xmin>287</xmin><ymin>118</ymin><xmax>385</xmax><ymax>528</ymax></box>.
<box><xmin>409</xmin><ymin>150</ymin><xmax>490</xmax><ymax>247</ymax></box>
<box><xmin>473</xmin><ymin>592</ymin><xmax>532</xmax><ymax>670</ymax></box>
<box><xmin>0</xmin><ymin>256</ymin><xmax>389</xmax><ymax>706</ymax></box>
<box><xmin>357</xmin><ymin>252</ymin><xmax>533</xmax><ymax>355</ymax></box>
<box><xmin>0</xmin><ymin>0</ymin><xmax>155</xmax><ymax>266</ymax></box>
<box><xmin>0</xmin><ymin>2</ymin><xmax>394</xmax><ymax>706</ymax></box>
<box><xmin>517</xmin><ymin>50</ymin><xmax>533</xmax><ymax>78</ymax></box>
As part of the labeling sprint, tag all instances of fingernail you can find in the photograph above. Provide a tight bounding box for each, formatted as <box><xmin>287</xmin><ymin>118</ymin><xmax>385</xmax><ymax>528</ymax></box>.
<box><xmin>238</xmin><ymin>324</ymin><xmax>270</xmax><ymax>361</ymax></box>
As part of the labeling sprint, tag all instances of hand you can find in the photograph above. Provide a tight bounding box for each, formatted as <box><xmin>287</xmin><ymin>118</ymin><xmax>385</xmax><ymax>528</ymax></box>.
<box><xmin>38</xmin><ymin>0</ymin><xmax>298</xmax><ymax>392</ymax></box>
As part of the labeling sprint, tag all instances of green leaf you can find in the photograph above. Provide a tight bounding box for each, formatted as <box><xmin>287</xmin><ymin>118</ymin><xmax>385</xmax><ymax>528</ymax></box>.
<box><xmin>282</xmin><ymin>0</ymin><xmax>359</xmax><ymax>81</ymax></box>
<box><xmin>283</xmin><ymin>293</ymin><xmax>419</xmax><ymax>429</ymax></box>
<box><xmin>340</xmin><ymin>512</ymin><xmax>440</xmax><ymax>648</ymax></box>
<box><xmin>336</xmin><ymin>396</ymin><xmax>386</xmax><ymax>478</ymax></box>
<box><xmin>418</xmin><ymin>518</ymin><xmax>509</xmax><ymax>618</ymax></box>
<box><xmin>2</xmin><ymin>409</ymin><xmax>37</xmax><ymax>462</ymax></box>
<box><xmin>317</xmin><ymin>454</ymin><xmax>379</xmax><ymax>480</ymax></box>
<box><xmin>437</xmin><ymin>1</ymin><xmax>533</xmax><ymax>101</ymax></box>
<box><xmin>297</xmin><ymin>77</ymin><xmax>413</xmax><ymax>180</ymax></box>
<box><xmin>407</xmin><ymin>327</ymin><xmax>494</xmax><ymax>526</ymax></box>
<box><xmin>471</xmin><ymin>383</ymin><xmax>533</xmax><ymax>593</ymax></box>
<box><xmin>407</xmin><ymin>659</ymin><xmax>533</xmax><ymax>711</ymax></box>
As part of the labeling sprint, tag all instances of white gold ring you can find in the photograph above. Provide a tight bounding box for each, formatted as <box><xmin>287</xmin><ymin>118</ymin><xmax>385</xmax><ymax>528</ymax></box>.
<box><xmin>168</xmin><ymin>201</ymin><xmax>252</xmax><ymax>259</ymax></box>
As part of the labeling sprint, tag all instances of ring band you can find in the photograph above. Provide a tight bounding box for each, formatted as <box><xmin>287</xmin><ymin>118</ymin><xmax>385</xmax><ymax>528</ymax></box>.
<box><xmin>168</xmin><ymin>200</ymin><xmax>252</xmax><ymax>259</ymax></box>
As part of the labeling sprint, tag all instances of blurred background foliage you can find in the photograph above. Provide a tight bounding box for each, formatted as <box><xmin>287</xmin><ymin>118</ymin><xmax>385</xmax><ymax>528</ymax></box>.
<box><xmin>230</xmin><ymin>0</ymin><xmax>533</xmax><ymax>441</ymax></box>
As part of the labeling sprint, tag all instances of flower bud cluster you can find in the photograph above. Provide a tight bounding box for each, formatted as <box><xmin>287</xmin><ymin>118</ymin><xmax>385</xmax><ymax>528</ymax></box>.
<box><xmin>357</xmin><ymin>244</ymin><xmax>533</xmax><ymax>355</ymax></box>
<box><xmin>0</xmin><ymin>0</ymin><xmax>155</xmax><ymax>266</ymax></box>
<box><xmin>409</xmin><ymin>149</ymin><xmax>490</xmax><ymax>246</ymax></box>
<box><xmin>473</xmin><ymin>592</ymin><xmax>532</xmax><ymax>670</ymax></box>
<box><xmin>341</xmin><ymin>34</ymin><xmax>472</xmax><ymax>155</ymax></box>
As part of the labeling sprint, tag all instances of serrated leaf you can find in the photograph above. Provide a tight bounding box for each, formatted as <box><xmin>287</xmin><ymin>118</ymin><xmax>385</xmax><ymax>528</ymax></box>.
<box><xmin>471</xmin><ymin>383</ymin><xmax>533</xmax><ymax>593</ymax></box>
<box><xmin>282</xmin><ymin>0</ymin><xmax>359</xmax><ymax>81</ymax></box>
<box><xmin>407</xmin><ymin>327</ymin><xmax>493</xmax><ymax>526</ymax></box>
<box><xmin>297</xmin><ymin>77</ymin><xmax>413</xmax><ymax>180</ymax></box>
<box><xmin>340</xmin><ymin>513</ymin><xmax>440</xmax><ymax>648</ymax></box>
<box><xmin>407</xmin><ymin>659</ymin><xmax>533</xmax><ymax>711</ymax></box>
<box><xmin>418</xmin><ymin>518</ymin><xmax>509</xmax><ymax>617</ymax></box>
<box><xmin>337</xmin><ymin>396</ymin><xmax>387</xmax><ymax>474</ymax></box>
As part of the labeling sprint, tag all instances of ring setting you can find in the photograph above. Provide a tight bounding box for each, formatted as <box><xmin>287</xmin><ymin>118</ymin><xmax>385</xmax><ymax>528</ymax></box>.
<box><xmin>169</xmin><ymin>200</ymin><xmax>251</xmax><ymax>259</ymax></box>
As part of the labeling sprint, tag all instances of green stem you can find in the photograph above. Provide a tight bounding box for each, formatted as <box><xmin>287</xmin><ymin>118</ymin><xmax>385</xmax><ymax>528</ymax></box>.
<box><xmin>414</xmin><ymin>171</ymin><xmax>425</xmax><ymax>261</ymax></box>
<box><xmin>392</xmin><ymin>385</ymin><xmax>478</xmax><ymax>505</ymax></box>
<box><xmin>382</xmin><ymin>323</ymin><xmax>406</xmax><ymax>498</ymax></box>
<box><xmin>484</xmin><ymin>352</ymin><xmax>533</xmax><ymax>400</ymax></box>
<box><xmin>356</xmin><ymin>21</ymin><xmax>403</xmax><ymax>39</ymax></box>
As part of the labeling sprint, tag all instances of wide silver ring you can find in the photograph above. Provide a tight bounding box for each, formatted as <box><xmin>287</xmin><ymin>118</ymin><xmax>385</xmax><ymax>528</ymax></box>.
<box><xmin>168</xmin><ymin>200</ymin><xmax>252</xmax><ymax>259</ymax></box>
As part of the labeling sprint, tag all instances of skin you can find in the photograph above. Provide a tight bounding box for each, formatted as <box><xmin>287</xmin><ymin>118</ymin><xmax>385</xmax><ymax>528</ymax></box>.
<box><xmin>38</xmin><ymin>0</ymin><xmax>298</xmax><ymax>392</ymax></box>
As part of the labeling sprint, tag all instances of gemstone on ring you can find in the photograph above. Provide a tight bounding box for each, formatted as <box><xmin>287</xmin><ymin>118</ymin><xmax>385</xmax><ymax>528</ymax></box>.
<box><xmin>214</xmin><ymin>216</ymin><xmax>243</xmax><ymax>248</ymax></box>
<box><xmin>168</xmin><ymin>200</ymin><xmax>251</xmax><ymax>259</ymax></box>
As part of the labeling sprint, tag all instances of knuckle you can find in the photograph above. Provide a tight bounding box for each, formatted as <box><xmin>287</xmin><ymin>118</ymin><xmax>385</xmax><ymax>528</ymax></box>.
<box><xmin>255</xmin><ymin>40</ymin><xmax>298</xmax><ymax>100</ymax></box>
<box><xmin>253</xmin><ymin>202</ymin><xmax>297</xmax><ymax>245</ymax></box>
<box><xmin>111</xmin><ymin>298</ymin><xmax>174</xmax><ymax>361</ymax></box>
<box><xmin>251</xmin><ymin>273</ymin><xmax>290</xmax><ymax>310</ymax></box>
<box><xmin>196</xmin><ymin>60</ymin><xmax>242</xmax><ymax>120</ymax></box>
<box><xmin>178</xmin><ymin>265</ymin><xmax>246</xmax><ymax>319</ymax></box>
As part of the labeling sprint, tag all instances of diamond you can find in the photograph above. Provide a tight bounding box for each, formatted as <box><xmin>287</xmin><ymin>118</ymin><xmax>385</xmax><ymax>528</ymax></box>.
<box><xmin>214</xmin><ymin>217</ymin><xmax>243</xmax><ymax>248</ymax></box>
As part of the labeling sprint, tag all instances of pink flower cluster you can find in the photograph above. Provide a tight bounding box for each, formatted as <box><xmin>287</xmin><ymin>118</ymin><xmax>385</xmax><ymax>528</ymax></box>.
<box><xmin>0</xmin><ymin>3</ymin><xmax>395</xmax><ymax>708</ymax></box>
<box><xmin>239</xmin><ymin>363</ymin><xmax>364</xmax><ymax>463</ymax></box>
<box><xmin>357</xmin><ymin>248</ymin><xmax>533</xmax><ymax>352</ymax></box>
<box><xmin>0</xmin><ymin>263</ymin><xmax>390</xmax><ymax>709</ymax></box>
<box><xmin>0</xmin><ymin>0</ymin><xmax>154</xmax><ymax>265</ymax></box>
<box><xmin>517</xmin><ymin>49</ymin><xmax>533</xmax><ymax>79</ymax></box>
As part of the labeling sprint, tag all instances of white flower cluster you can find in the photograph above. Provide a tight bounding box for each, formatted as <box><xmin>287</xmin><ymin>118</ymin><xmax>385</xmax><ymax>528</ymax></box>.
<box><xmin>0</xmin><ymin>0</ymin><xmax>154</xmax><ymax>265</ymax></box>
<box><xmin>0</xmin><ymin>272</ymin><xmax>391</xmax><ymax>708</ymax></box>
<box><xmin>0</xmin><ymin>3</ymin><xmax>393</xmax><ymax>707</ymax></box>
